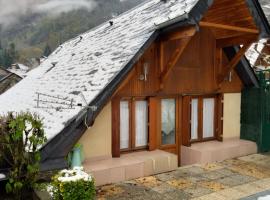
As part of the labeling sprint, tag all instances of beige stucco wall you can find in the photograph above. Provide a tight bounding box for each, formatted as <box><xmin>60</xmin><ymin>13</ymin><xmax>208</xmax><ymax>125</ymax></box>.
<box><xmin>223</xmin><ymin>93</ymin><xmax>241</xmax><ymax>140</ymax></box>
<box><xmin>79</xmin><ymin>102</ymin><xmax>112</xmax><ymax>161</ymax></box>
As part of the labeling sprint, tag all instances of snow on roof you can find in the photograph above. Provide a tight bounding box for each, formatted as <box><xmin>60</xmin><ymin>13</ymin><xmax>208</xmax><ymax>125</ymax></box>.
<box><xmin>245</xmin><ymin>1</ymin><xmax>270</xmax><ymax>68</ymax></box>
<box><xmin>8</xmin><ymin>63</ymin><xmax>30</xmax><ymax>78</ymax></box>
<box><xmin>0</xmin><ymin>0</ymin><xmax>199</xmax><ymax>143</ymax></box>
<box><xmin>246</xmin><ymin>39</ymin><xmax>268</xmax><ymax>67</ymax></box>
<box><xmin>17</xmin><ymin>63</ymin><xmax>30</xmax><ymax>71</ymax></box>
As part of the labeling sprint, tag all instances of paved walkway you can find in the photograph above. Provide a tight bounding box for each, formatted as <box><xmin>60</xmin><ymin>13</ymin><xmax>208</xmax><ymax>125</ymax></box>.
<box><xmin>96</xmin><ymin>154</ymin><xmax>270</xmax><ymax>200</ymax></box>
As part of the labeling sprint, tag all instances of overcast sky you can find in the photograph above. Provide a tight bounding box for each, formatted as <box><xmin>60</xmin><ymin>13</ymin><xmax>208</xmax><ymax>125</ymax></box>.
<box><xmin>0</xmin><ymin>0</ymin><xmax>97</xmax><ymax>27</ymax></box>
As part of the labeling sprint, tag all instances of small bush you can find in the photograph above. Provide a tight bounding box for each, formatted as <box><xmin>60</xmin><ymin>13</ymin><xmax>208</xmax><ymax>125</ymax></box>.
<box><xmin>52</xmin><ymin>167</ymin><xmax>95</xmax><ymax>200</ymax></box>
<box><xmin>0</xmin><ymin>112</ymin><xmax>47</xmax><ymax>199</ymax></box>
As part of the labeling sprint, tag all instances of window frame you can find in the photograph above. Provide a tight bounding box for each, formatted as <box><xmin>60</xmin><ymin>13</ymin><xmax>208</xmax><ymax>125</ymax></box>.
<box><xmin>189</xmin><ymin>95</ymin><xmax>218</xmax><ymax>143</ymax></box>
<box><xmin>156</xmin><ymin>96</ymin><xmax>180</xmax><ymax>154</ymax></box>
<box><xmin>119</xmin><ymin>97</ymin><xmax>149</xmax><ymax>153</ymax></box>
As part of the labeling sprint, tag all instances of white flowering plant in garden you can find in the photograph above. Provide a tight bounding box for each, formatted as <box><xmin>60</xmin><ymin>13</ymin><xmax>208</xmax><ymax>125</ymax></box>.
<box><xmin>51</xmin><ymin>167</ymin><xmax>95</xmax><ymax>200</ymax></box>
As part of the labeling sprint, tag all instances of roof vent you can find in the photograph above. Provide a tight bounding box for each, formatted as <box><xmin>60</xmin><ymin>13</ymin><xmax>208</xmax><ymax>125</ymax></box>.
<box><xmin>161</xmin><ymin>0</ymin><xmax>168</xmax><ymax>3</ymax></box>
<box><xmin>109</xmin><ymin>21</ymin><xmax>113</xmax><ymax>26</ymax></box>
<box><xmin>51</xmin><ymin>62</ymin><xmax>58</xmax><ymax>67</ymax></box>
<box><xmin>95</xmin><ymin>52</ymin><xmax>102</xmax><ymax>57</ymax></box>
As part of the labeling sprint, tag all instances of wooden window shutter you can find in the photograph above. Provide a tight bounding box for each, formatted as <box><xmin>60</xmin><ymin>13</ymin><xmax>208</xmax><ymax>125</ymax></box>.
<box><xmin>216</xmin><ymin>94</ymin><xmax>224</xmax><ymax>141</ymax></box>
<box><xmin>182</xmin><ymin>96</ymin><xmax>191</xmax><ymax>146</ymax></box>
<box><xmin>111</xmin><ymin>97</ymin><xmax>120</xmax><ymax>157</ymax></box>
<box><xmin>149</xmin><ymin>97</ymin><xmax>158</xmax><ymax>151</ymax></box>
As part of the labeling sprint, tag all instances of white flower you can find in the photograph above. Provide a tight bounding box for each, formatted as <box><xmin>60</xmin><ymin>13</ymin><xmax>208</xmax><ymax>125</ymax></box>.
<box><xmin>56</xmin><ymin>168</ymin><xmax>93</xmax><ymax>183</ymax></box>
<box><xmin>73</xmin><ymin>166</ymin><xmax>84</xmax><ymax>171</ymax></box>
<box><xmin>0</xmin><ymin>174</ymin><xmax>6</xmax><ymax>179</ymax></box>
<box><xmin>47</xmin><ymin>185</ymin><xmax>54</xmax><ymax>197</ymax></box>
<box><xmin>259</xmin><ymin>195</ymin><xmax>270</xmax><ymax>200</ymax></box>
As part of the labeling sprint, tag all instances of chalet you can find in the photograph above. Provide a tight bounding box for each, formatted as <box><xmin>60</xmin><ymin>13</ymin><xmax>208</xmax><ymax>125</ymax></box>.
<box><xmin>0</xmin><ymin>67</ymin><xmax>22</xmax><ymax>95</ymax></box>
<box><xmin>0</xmin><ymin>0</ymin><xmax>269</xmax><ymax>185</ymax></box>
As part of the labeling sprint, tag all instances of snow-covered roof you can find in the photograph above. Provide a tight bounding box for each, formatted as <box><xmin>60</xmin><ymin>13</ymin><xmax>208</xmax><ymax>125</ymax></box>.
<box><xmin>7</xmin><ymin>63</ymin><xmax>30</xmax><ymax>78</ymax></box>
<box><xmin>0</xmin><ymin>0</ymin><xmax>199</xmax><ymax>143</ymax></box>
<box><xmin>245</xmin><ymin>1</ymin><xmax>270</xmax><ymax>68</ymax></box>
<box><xmin>246</xmin><ymin>39</ymin><xmax>268</xmax><ymax>67</ymax></box>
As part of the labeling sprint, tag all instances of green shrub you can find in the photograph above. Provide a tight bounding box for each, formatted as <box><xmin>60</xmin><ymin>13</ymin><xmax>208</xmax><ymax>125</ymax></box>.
<box><xmin>52</xmin><ymin>167</ymin><xmax>95</xmax><ymax>200</ymax></box>
<box><xmin>0</xmin><ymin>112</ymin><xmax>47</xmax><ymax>199</ymax></box>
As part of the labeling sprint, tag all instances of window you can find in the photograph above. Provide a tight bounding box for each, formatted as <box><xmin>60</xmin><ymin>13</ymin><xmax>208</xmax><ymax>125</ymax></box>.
<box><xmin>161</xmin><ymin>99</ymin><xmax>176</xmax><ymax>145</ymax></box>
<box><xmin>203</xmin><ymin>98</ymin><xmax>215</xmax><ymax>138</ymax></box>
<box><xmin>135</xmin><ymin>101</ymin><xmax>148</xmax><ymax>147</ymax></box>
<box><xmin>190</xmin><ymin>96</ymin><xmax>216</xmax><ymax>142</ymax></box>
<box><xmin>191</xmin><ymin>99</ymin><xmax>198</xmax><ymax>140</ymax></box>
<box><xmin>120</xmin><ymin>99</ymin><xmax>148</xmax><ymax>151</ymax></box>
<box><xmin>120</xmin><ymin>101</ymin><xmax>130</xmax><ymax>149</ymax></box>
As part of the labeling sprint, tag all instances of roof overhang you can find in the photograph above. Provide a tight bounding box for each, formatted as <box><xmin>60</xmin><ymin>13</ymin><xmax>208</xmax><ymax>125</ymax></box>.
<box><xmin>246</xmin><ymin>0</ymin><xmax>270</xmax><ymax>38</ymax></box>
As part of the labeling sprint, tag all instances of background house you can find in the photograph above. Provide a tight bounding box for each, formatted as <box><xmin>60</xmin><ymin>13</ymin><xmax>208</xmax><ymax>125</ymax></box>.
<box><xmin>0</xmin><ymin>67</ymin><xmax>22</xmax><ymax>95</ymax></box>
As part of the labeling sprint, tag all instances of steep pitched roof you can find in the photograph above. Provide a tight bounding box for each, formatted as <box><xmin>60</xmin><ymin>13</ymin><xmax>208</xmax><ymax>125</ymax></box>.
<box><xmin>0</xmin><ymin>0</ymin><xmax>203</xmax><ymax>144</ymax></box>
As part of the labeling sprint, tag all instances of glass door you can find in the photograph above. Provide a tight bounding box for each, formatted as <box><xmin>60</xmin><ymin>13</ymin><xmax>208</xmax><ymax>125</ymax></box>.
<box><xmin>161</xmin><ymin>99</ymin><xmax>176</xmax><ymax>145</ymax></box>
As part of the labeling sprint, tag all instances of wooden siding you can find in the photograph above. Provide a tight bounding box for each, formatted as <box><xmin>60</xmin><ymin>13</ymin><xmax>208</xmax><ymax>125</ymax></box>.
<box><xmin>115</xmin><ymin>27</ymin><xmax>243</xmax><ymax>98</ymax></box>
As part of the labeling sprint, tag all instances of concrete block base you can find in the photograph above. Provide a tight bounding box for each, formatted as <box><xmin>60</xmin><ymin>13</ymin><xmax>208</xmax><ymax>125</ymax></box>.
<box><xmin>181</xmin><ymin>139</ymin><xmax>257</xmax><ymax>166</ymax></box>
<box><xmin>84</xmin><ymin>150</ymin><xmax>178</xmax><ymax>186</ymax></box>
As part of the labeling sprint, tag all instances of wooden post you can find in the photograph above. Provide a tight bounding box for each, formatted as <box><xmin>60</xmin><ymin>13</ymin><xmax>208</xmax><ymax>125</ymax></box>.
<box><xmin>182</xmin><ymin>96</ymin><xmax>191</xmax><ymax>147</ymax></box>
<box><xmin>111</xmin><ymin>97</ymin><xmax>120</xmax><ymax>157</ymax></box>
<box><xmin>149</xmin><ymin>97</ymin><xmax>158</xmax><ymax>151</ymax></box>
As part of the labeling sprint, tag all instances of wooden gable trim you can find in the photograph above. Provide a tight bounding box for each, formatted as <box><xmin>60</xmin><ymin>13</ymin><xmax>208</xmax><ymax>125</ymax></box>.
<box><xmin>218</xmin><ymin>42</ymin><xmax>253</xmax><ymax>84</ymax></box>
<box><xmin>160</xmin><ymin>26</ymin><xmax>197</xmax><ymax>42</ymax></box>
<box><xmin>159</xmin><ymin>37</ymin><xmax>192</xmax><ymax>89</ymax></box>
<box><xmin>216</xmin><ymin>34</ymin><xmax>258</xmax><ymax>48</ymax></box>
<box><xmin>200</xmin><ymin>21</ymin><xmax>259</xmax><ymax>34</ymax></box>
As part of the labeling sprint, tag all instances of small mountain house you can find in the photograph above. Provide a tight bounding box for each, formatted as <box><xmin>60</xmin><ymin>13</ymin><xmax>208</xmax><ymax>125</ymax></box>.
<box><xmin>0</xmin><ymin>0</ymin><xmax>269</xmax><ymax>185</ymax></box>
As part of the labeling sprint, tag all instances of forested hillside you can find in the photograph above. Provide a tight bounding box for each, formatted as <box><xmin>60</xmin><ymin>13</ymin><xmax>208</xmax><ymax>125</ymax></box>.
<box><xmin>0</xmin><ymin>0</ymin><xmax>144</xmax><ymax>68</ymax></box>
<box><xmin>0</xmin><ymin>0</ymin><xmax>269</xmax><ymax>69</ymax></box>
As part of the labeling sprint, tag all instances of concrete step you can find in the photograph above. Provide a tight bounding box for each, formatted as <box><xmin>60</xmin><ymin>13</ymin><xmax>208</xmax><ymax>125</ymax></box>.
<box><xmin>83</xmin><ymin>150</ymin><xmax>178</xmax><ymax>186</ymax></box>
<box><xmin>181</xmin><ymin>139</ymin><xmax>257</xmax><ymax>166</ymax></box>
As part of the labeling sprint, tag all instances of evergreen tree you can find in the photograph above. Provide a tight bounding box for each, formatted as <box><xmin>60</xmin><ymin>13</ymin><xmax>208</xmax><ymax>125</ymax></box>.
<box><xmin>43</xmin><ymin>44</ymin><xmax>52</xmax><ymax>57</ymax></box>
<box><xmin>2</xmin><ymin>43</ymin><xmax>18</xmax><ymax>68</ymax></box>
<box><xmin>0</xmin><ymin>40</ymin><xmax>3</xmax><ymax>67</ymax></box>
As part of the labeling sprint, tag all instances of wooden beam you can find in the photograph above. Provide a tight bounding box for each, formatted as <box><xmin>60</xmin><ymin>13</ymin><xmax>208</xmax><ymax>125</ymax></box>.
<box><xmin>160</xmin><ymin>37</ymin><xmax>192</xmax><ymax>89</ymax></box>
<box><xmin>218</xmin><ymin>43</ymin><xmax>253</xmax><ymax>83</ymax></box>
<box><xmin>111</xmin><ymin>97</ymin><xmax>120</xmax><ymax>157</ymax></box>
<box><xmin>200</xmin><ymin>21</ymin><xmax>259</xmax><ymax>34</ymax></box>
<box><xmin>216</xmin><ymin>34</ymin><xmax>258</xmax><ymax>48</ymax></box>
<box><xmin>161</xmin><ymin>26</ymin><xmax>197</xmax><ymax>42</ymax></box>
<box><xmin>159</xmin><ymin>41</ymin><xmax>164</xmax><ymax>74</ymax></box>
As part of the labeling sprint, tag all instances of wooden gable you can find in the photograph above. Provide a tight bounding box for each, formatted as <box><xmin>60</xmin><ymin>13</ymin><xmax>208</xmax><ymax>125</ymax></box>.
<box><xmin>114</xmin><ymin>0</ymin><xmax>259</xmax><ymax>98</ymax></box>
<box><xmin>201</xmin><ymin>0</ymin><xmax>258</xmax><ymax>39</ymax></box>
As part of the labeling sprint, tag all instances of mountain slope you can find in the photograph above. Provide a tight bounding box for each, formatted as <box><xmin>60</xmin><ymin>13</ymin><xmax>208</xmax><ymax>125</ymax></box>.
<box><xmin>0</xmin><ymin>0</ymin><xmax>144</xmax><ymax>66</ymax></box>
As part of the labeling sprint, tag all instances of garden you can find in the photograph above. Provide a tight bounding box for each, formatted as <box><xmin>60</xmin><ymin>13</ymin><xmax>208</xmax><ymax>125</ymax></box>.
<box><xmin>0</xmin><ymin>113</ymin><xmax>95</xmax><ymax>200</ymax></box>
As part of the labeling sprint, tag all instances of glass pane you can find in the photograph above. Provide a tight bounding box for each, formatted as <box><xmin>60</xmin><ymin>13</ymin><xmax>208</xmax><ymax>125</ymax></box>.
<box><xmin>135</xmin><ymin>101</ymin><xmax>148</xmax><ymax>147</ymax></box>
<box><xmin>161</xmin><ymin>99</ymin><xmax>176</xmax><ymax>145</ymax></box>
<box><xmin>203</xmin><ymin>98</ymin><xmax>215</xmax><ymax>138</ymax></box>
<box><xmin>120</xmin><ymin>101</ymin><xmax>129</xmax><ymax>149</ymax></box>
<box><xmin>191</xmin><ymin>99</ymin><xmax>198</xmax><ymax>140</ymax></box>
